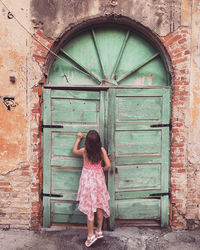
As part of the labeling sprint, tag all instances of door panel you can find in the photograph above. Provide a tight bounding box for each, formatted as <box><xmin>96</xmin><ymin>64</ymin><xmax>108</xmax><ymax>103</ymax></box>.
<box><xmin>116</xmin><ymin>131</ymin><xmax>161</xmax><ymax>155</ymax></box>
<box><xmin>42</xmin><ymin>89</ymin><xmax>105</xmax><ymax>227</ymax></box>
<box><xmin>116</xmin><ymin>96</ymin><xmax>162</xmax><ymax>122</ymax></box>
<box><xmin>116</xmin><ymin>164</ymin><xmax>161</xmax><ymax>191</ymax></box>
<box><xmin>108</xmin><ymin>88</ymin><xmax>171</xmax><ymax>229</ymax></box>
<box><xmin>115</xmin><ymin>199</ymin><xmax>160</xmax><ymax>219</ymax></box>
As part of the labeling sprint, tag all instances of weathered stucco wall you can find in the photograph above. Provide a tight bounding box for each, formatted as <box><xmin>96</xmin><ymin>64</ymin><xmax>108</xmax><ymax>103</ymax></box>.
<box><xmin>187</xmin><ymin>0</ymin><xmax>200</xmax><ymax>228</ymax></box>
<box><xmin>0</xmin><ymin>0</ymin><xmax>200</xmax><ymax>230</ymax></box>
<box><xmin>0</xmin><ymin>0</ymin><xmax>31</xmax><ymax>228</ymax></box>
<box><xmin>30</xmin><ymin>0</ymin><xmax>182</xmax><ymax>38</ymax></box>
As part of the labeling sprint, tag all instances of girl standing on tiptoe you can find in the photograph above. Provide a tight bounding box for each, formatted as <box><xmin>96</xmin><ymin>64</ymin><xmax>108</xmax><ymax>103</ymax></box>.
<box><xmin>73</xmin><ymin>130</ymin><xmax>111</xmax><ymax>247</ymax></box>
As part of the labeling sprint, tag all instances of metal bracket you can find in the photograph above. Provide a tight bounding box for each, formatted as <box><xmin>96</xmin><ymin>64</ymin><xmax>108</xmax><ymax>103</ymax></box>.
<box><xmin>42</xmin><ymin>124</ymin><xmax>64</xmax><ymax>132</ymax></box>
<box><xmin>41</xmin><ymin>193</ymin><xmax>63</xmax><ymax>198</ymax></box>
<box><xmin>42</xmin><ymin>125</ymin><xmax>64</xmax><ymax>129</ymax></box>
<box><xmin>150</xmin><ymin>123</ymin><xmax>172</xmax><ymax>129</ymax></box>
<box><xmin>149</xmin><ymin>192</ymin><xmax>170</xmax><ymax>197</ymax></box>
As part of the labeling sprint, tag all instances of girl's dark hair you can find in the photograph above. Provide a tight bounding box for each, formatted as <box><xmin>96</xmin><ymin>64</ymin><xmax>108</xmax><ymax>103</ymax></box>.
<box><xmin>85</xmin><ymin>130</ymin><xmax>102</xmax><ymax>164</ymax></box>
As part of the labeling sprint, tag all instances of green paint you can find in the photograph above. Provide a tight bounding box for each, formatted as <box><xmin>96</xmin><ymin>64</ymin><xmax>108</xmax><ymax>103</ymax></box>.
<box><xmin>43</xmin><ymin>88</ymin><xmax>105</xmax><ymax>227</ymax></box>
<box><xmin>48</xmin><ymin>25</ymin><xmax>170</xmax><ymax>86</ymax></box>
<box><xmin>44</xmin><ymin>24</ymin><xmax>171</xmax><ymax>228</ymax></box>
<box><xmin>115</xmin><ymin>199</ymin><xmax>160</xmax><ymax>219</ymax></box>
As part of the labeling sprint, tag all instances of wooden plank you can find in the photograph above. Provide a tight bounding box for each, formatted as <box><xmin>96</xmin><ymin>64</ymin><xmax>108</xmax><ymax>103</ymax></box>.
<box><xmin>52</xmin><ymin>201</ymin><xmax>81</xmax><ymax>215</ymax></box>
<box><xmin>161</xmin><ymin>127</ymin><xmax>170</xmax><ymax>193</ymax></box>
<box><xmin>162</xmin><ymin>89</ymin><xmax>171</xmax><ymax>124</ymax></box>
<box><xmin>115</xmin><ymin>190</ymin><xmax>162</xmax><ymax>199</ymax></box>
<box><xmin>91</xmin><ymin>29</ymin><xmax>106</xmax><ymax>79</ymax></box>
<box><xmin>160</xmin><ymin>89</ymin><xmax>171</xmax><ymax>226</ymax></box>
<box><xmin>115</xmin><ymin>199</ymin><xmax>160</xmax><ymax>219</ymax></box>
<box><xmin>44</xmin><ymin>85</ymin><xmax>170</xmax><ymax>90</ymax></box>
<box><xmin>51</xmin><ymin>157</ymin><xmax>83</xmax><ymax>168</ymax></box>
<box><xmin>99</xmin><ymin>91</ymin><xmax>105</xmax><ymax>145</ymax></box>
<box><xmin>43</xmin><ymin>88</ymin><xmax>51</xmax><ymax>125</ymax></box>
<box><xmin>46</xmin><ymin>125</ymin><xmax>99</xmax><ymax>132</ymax></box>
<box><xmin>52</xmin><ymin>133</ymin><xmax>85</xmax><ymax>157</ymax></box>
<box><xmin>115</xmin><ymin>130</ymin><xmax>161</xmax><ymax>156</ymax></box>
<box><xmin>51</xmin><ymin>90</ymin><xmax>100</xmax><ymax>100</ymax></box>
<box><xmin>116</xmin><ymin>156</ymin><xmax>161</xmax><ymax>165</ymax></box>
<box><xmin>52</xmin><ymin>99</ymin><xmax>99</xmax><ymax>112</ymax></box>
<box><xmin>42</xmin><ymin>89</ymin><xmax>51</xmax><ymax>227</ymax></box>
<box><xmin>52</xmin><ymin>167</ymin><xmax>81</xmax><ymax>193</ymax></box>
<box><xmin>115</xmin><ymin>164</ymin><xmax>161</xmax><ymax>191</ymax></box>
<box><xmin>161</xmin><ymin>196</ymin><xmax>169</xmax><ymax>227</ymax></box>
<box><xmin>116</xmin><ymin>88</ymin><xmax>166</xmax><ymax>96</ymax></box>
<box><xmin>116</xmin><ymin>123</ymin><xmax>163</xmax><ymax>131</ymax></box>
<box><xmin>115</xmin><ymin>219</ymin><xmax>160</xmax><ymax>227</ymax></box>
<box><xmin>53</xmin><ymin>111</ymin><xmax>98</xmax><ymax>124</ymax></box>
<box><xmin>53</xmin><ymin>214</ymin><xmax>86</xmax><ymax>224</ymax></box>
<box><xmin>116</xmin><ymin>96</ymin><xmax>162</xmax><ymax>122</ymax></box>
<box><xmin>118</xmin><ymin>52</ymin><xmax>160</xmax><ymax>82</ymax></box>
<box><xmin>107</xmin><ymin>88</ymin><xmax>116</xmax><ymax>230</ymax></box>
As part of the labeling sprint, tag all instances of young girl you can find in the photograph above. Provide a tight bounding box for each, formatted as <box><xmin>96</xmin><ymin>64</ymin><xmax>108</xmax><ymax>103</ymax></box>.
<box><xmin>73</xmin><ymin>130</ymin><xmax>111</xmax><ymax>247</ymax></box>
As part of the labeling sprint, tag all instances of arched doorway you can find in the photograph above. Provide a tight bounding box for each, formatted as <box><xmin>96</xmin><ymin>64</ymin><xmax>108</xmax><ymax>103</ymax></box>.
<box><xmin>42</xmin><ymin>22</ymin><xmax>171</xmax><ymax>229</ymax></box>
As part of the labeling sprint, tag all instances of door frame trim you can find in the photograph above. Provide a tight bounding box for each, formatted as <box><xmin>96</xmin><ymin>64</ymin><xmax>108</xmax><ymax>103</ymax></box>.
<box><xmin>43</xmin><ymin>85</ymin><xmax>171</xmax><ymax>90</ymax></box>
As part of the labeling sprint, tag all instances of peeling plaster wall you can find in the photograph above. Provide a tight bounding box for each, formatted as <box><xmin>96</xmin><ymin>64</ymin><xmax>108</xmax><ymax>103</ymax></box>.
<box><xmin>0</xmin><ymin>0</ymin><xmax>32</xmax><ymax>229</ymax></box>
<box><xmin>187</xmin><ymin>0</ymin><xmax>200</xmax><ymax>227</ymax></box>
<box><xmin>30</xmin><ymin>0</ymin><xmax>182</xmax><ymax>38</ymax></box>
<box><xmin>0</xmin><ymin>2</ymin><xmax>29</xmax><ymax>174</ymax></box>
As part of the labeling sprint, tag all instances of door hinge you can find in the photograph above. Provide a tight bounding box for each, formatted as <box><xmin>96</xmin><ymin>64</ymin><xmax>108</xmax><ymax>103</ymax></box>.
<box><xmin>42</xmin><ymin>124</ymin><xmax>64</xmax><ymax>131</ymax></box>
<box><xmin>42</xmin><ymin>125</ymin><xmax>64</xmax><ymax>129</ymax></box>
<box><xmin>41</xmin><ymin>192</ymin><xmax>63</xmax><ymax>198</ymax></box>
<box><xmin>149</xmin><ymin>192</ymin><xmax>170</xmax><ymax>197</ymax></box>
<box><xmin>150</xmin><ymin>123</ymin><xmax>172</xmax><ymax>129</ymax></box>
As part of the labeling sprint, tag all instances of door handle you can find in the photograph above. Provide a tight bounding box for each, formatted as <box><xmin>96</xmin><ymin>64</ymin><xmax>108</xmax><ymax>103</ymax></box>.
<box><xmin>110</xmin><ymin>167</ymin><xmax>118</xmax><ymax>175</ymax></box>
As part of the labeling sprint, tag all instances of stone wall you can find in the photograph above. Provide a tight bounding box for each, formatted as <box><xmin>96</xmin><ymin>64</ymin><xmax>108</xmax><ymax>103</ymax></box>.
<box><xmin>0</xmin><ymin>0</ymin><xmax>199</xmax><ymax>230</ymax></box>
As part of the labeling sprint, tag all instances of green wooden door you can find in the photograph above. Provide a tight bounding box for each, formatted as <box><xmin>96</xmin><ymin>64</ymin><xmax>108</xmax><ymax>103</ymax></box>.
<box><xmin>44</xmin><ymin>24</ymin><xmax>171</xmax><ymax>228</ymax></box>
<box><xmin>42</xmin><ymin>88</ymin><xmax>105</xmax><ymax>227</ymax></box>
<box><xmin>108</xmin><ymin>88</ymin><xmax>171</xmax><ymax>229</ymax></box>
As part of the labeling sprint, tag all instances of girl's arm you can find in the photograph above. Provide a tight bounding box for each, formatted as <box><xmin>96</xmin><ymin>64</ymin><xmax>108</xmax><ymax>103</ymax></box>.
<box><xmin>101</xmin><ymin>147</ymin><xmax>111</xmax><ymax>172</ymax></box>
<box><xmin>73</xmin><ymin>133</ymin><xmax>84</xmax><ymax>156</ymax></box>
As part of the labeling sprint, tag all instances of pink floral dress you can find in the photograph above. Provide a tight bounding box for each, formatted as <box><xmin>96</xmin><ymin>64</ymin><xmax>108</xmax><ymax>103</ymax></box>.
<box><xmin>76</xmin><ymin>160</ymin><xmax>110</xmax><ymax>221</ymax></box>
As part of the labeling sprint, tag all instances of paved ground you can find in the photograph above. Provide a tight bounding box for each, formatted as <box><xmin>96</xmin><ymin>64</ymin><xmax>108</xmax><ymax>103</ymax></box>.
<box><xmin>0</xmin><ymin>227</ymin><xmax>200</xmax><ymax>250</ymax></box>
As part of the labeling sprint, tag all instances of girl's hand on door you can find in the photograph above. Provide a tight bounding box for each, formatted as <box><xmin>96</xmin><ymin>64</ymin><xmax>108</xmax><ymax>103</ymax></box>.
<box><xmin>77</xmin><ymin>132</ymin><xmax>83</xmax><ymax>140</ymax></box>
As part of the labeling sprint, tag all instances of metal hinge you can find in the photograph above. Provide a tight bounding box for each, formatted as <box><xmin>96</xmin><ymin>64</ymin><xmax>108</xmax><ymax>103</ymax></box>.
<box><xmin>41</xmin><ymin>193</ymin><xmax>63</xmax><ymax>198</ymax></box>
<box><xmin>149</xmin><ymin>192</ymin><xmax>170</xmax><ymax>197</ymax></box>
<box><xmin>42</xmin><ymin>124</ymin><xmax>64</xmax><ymax>131</ymax></box>
<box><xmin>42</xmin><ymin>125</ymin><xmax>64</xmax><ymax>129</ymax></box>
<box><xmin>150</xmin><ymin>123</ymin><xmax>172</xmax><ymax>129</ymax></box>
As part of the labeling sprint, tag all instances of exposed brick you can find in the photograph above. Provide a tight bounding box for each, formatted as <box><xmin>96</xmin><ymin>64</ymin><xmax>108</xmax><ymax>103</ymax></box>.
<box><xmin>164</xmin><ymin>34</ymin><xmax>182</xmax><ymax>47</ymax></box>
<box><xmin>0</xmin><ymin>182</ymin><xmax>10</xmax><ymax>186</ymax></box>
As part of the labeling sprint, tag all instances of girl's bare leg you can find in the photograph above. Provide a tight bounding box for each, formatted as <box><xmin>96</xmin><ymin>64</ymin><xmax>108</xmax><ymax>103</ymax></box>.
<box><xmin>87</xmin><ymin>216</ymin><xmax>94</xmax><ymax>237</ymax></box>
<box><xmin>96</xmin><ymin>208</ymin><xmax>104</xmax><ymax>232</ymax></box>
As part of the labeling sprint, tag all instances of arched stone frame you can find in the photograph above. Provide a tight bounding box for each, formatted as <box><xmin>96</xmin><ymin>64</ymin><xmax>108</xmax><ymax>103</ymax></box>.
<box><xmin>31</xmin><ymin>15</ymin><xmax>190</xmax><ymax>229</ymax></box>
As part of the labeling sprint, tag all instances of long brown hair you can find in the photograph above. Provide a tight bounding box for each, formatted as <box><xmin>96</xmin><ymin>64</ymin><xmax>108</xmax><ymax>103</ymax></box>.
<box><xmin>85</xmin><ymin>130</ymin><xmax>102</xmax><ymax>164</ymax></box>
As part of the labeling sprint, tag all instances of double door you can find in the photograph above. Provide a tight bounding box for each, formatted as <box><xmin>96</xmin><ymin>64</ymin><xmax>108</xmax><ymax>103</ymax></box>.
<box><xmin>42</xmin><ymin>87</ymin><xmax>171</xmax><ymax>228</ymax></box>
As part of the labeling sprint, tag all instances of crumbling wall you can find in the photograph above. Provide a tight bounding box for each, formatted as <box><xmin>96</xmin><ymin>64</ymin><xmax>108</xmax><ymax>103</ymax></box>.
<box><xmin>0</xmin><ymin>1</ymin><xmax>31</xmax><ymax>229</ymax></box>
<box><xmin>30</xmin><ymin>0</ymin><xmax>182</xmax><ymax>38</ymax></box>
<box><xmin>186</xmin><ymin>0</ymin><xmax>200</xmax><ymax>229</ymax></box>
